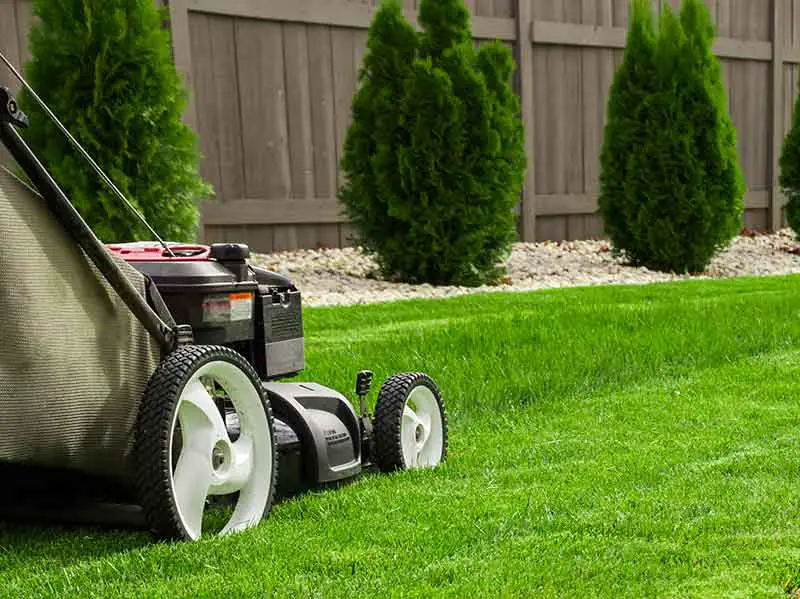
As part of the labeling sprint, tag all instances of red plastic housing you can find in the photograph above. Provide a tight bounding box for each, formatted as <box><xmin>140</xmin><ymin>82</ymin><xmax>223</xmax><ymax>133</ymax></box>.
<box><xmin>106</xmin><ymin>242</ymin><xmax>211</xmax><ymax>262</ymax></box>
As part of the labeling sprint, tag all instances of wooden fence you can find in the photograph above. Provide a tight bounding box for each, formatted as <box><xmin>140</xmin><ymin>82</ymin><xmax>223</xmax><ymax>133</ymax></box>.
<box><xmin>0</xmin><ymin>0</ymin><xmax>32</xmax><ymax>168</ymax></box>
<box><xmin>3</xmin><ymin>0</ymin><xmax>800</xmax><ymax>251</ymax></box>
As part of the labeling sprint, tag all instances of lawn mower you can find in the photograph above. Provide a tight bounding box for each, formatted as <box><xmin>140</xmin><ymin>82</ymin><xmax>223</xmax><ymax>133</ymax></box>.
<box><xmin>0</xmin><ymin>52</ymin><xmax>448</xmax><ymax>541</ymax></box>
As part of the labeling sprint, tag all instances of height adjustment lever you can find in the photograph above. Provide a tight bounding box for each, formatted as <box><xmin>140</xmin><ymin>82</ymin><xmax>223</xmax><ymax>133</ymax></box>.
<box><xmin>0</xmin><ymin>87</ymin><xmax>29</xmax><ymax>129</ymax></box>
<box><xmin>356</xmin><ymin>370</ymin><xmax>373</xmax><ymax>402</ymax></box>
<box><xmin>356</xmin><ymin>370</ymin><xmax>375</xmax><ymax>463</ymax></box>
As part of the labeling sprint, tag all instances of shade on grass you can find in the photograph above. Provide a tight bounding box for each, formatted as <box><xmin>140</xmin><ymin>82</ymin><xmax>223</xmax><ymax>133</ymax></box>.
<box><xmin>3</xmin><ymin>277</ymin><xmax>800</xmax><ymax>597</ymax></box>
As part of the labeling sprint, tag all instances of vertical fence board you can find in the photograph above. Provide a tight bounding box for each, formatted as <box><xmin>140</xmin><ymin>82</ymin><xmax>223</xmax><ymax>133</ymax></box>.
<box><xmin>795</xmin><ymin>0</ymin><xmax>800</xmax><ymax>45</ymax></box>
<box><xmin>331</xmin><ymin>27</ymin><xmax>357</xmax><ymax>248</ymax></box>
<box><xmin>306</xmin><ymin>25</ymin><xmax>341</xmax><ymax>249</ymax></box>
<box><xmin>612</xmin><ymin>0</ymin><xmax>629</xmax><ymax>27</ymax></box>
<box><xmin>278</xmin><ymin>23</ymin><xmax>313</xmax><ymax>251</ymax></box>
<box><xmin>517</xmin><ymin>0</ymin><xmax>535</xmax><ymax>240</ymax></box>
<box><xmin>188</xmin><ymin>13</ymin><xmax>222</xmax><ymax>196</ymax></box>
<box><xmin>331</xmin><ymin>28</ymin><xmax>356</xmax><ymax>190</ymax></box>
<box><xmin>717</xmin><ymin>0</ymin><xmax>732</xmax><ymax>36</ymax></box>
<box><xmin>581</xmin><ymin>0</ymin><xmax>600</xmax><ymax>201</ymax></box>
<box><xmin>208</xmin><ymin>16</ymin><xmax>245</xmax><ymax>202</ymax></box>
<box><xmin>236</xmin><ymin>20</ymin><xmax>291</xmax><ymax>201</ymax></box>
<box><xmin>236</xmin><ymin>19</ymin><xmax>291</xmax><ymax>252</ymax></box>
<box><xmin>344</xmin><ymin>27</ymin><xmax>369</xmax><ymax>247</ymax></box>
<box><xmin>0</xmin><ymin>3</ymin><xmax>21</xmax><ymax>92</ymax></box>
<box><xmin>477</xmin><ymin>0</ymin><xmax>494</xmax><ymax>18</ymax></box>
<box><xmin>772</xmin><ymin>0</ymin><xmax>785</xmax><ymax>229</ymax></box>
<box><xmin>15</xmin><ymin>0</ymin><xmax>33</xmax><ymax>66</ymax></box>
<box><xmin>0</xmin><ymin>1</ymin><xmax>21</xmax><ymax>167</ymax></box>
<box><xmin>494</xmin><ymin>0</ymin><xmax>514</xmax><ymax>18</ymax></box>
<box><xmin>283</xmin><ymin>23</ymin><xmax>317</xmax><ymax>203</ymax></box>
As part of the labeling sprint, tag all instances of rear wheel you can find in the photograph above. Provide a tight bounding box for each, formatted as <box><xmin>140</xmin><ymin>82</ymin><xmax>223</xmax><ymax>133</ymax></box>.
<box><xmin>134</xmin><ymin>345</ymin><xmax>277</xmax><ymax>541</ymax></box>
<box><xmin>372</xmin><ymin>372</ymin><xmax>448</xmax><ymax>472</ymax></box>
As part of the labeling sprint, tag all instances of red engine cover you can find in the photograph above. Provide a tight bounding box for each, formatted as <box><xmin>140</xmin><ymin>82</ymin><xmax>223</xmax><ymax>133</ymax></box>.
<box><xmin>106</xmin><ymin>242</ymin><xmax>212</xmax><ymax>262</ymax></box>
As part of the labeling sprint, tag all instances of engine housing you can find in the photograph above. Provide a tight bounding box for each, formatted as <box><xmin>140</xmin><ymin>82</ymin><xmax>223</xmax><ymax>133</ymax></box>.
<box><xmin>106</xmin><ymin>242</ymin><xmax>305</xmax><ymax>379</ymax></box>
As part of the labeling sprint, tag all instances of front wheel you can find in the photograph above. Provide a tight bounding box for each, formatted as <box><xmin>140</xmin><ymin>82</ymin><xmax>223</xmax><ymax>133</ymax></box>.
<box><xmin>134</xmin><ymin>345</ymin><xmax>277</xmax><ymax>541</ymax></box>
<box><xmin>372</xmin><ymin>372</ymin><xmax>448</xmax><ymax>472</ymax></box>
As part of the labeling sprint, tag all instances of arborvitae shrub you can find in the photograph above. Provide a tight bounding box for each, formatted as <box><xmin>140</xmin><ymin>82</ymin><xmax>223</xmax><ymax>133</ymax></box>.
<box><xmin>598</xmin><ymin>0</ymin><xmax>744</xmax><ymax>273</ymax></box>
<box><xmin>779</xmin><ymin>58</ymin><xmax>800</xmax><ymax>234</ymax></box>
<box><xmin>20</xmin><ymin>0</ymin><xmax>211</xmax><ymax>243</ymax></box>
<box><xmin>338</xmin><ymin>0</ymin><xmax>526</xmax><ymax>286</ymax></box>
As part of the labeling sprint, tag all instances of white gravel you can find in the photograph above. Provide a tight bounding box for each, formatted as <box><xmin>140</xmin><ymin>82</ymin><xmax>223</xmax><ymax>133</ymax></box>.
<box><xmin>250</xmin><ymin>229</ymin><xmax>800</xmax><ymax>307</ymax></box>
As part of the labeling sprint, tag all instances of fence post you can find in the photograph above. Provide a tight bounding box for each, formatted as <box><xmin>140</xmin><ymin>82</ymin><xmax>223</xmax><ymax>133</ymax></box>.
<box><xmin>770</xmin><ymin>0</ymin><xmax>784</xmax><ymax>232</ymax></box>
<box><xmin>517</xmin><ymin>0</ymin><xmax>536</xmax><ymax>242</ymax></box>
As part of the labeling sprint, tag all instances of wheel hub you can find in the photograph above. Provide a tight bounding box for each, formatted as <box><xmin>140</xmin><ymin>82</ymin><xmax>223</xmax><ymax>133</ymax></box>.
<box><xmin>211</xmin><ymin>440</ymin><xmax>231</xmax><ymax>474</ymax></box>
<box><xmin>415</xmin><ymin>423</ymin><xmax>424</xmax><ymax>444</ymax></box>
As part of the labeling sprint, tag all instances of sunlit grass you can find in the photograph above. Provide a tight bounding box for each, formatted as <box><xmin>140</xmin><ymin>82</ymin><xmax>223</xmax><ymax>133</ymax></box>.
<box><xmin>4</xmin><ymin>276</ymin><xmax>800</xmax><ymax>597</ymax></box>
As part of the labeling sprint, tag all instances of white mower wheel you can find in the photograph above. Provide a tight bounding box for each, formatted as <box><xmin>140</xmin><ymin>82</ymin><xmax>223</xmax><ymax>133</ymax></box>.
<box><xmin>372</xmin><ymin>372</ymin><xmax>448</xmax><ymax>472</ymax></box>
<box><xmin>134</xmin><ymin>345</ymin><xmax>277</xmax><ymax>542</ymax></box>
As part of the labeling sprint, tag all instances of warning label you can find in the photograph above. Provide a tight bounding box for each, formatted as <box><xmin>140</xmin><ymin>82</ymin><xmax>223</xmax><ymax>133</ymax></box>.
<box><xmin>202</xmin><ymin>292</ymin><xmax>254</xmax><ymax>323</ymax></box>
<box><xmin>229</xmin><ymin>292</ymin><xmax>254</xmax><ymax>321</ymax></box>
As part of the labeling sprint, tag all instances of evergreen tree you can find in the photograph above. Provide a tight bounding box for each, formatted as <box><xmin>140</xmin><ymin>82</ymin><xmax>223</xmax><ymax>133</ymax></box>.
<box><xmin>19</xmin><ymin>0</ymin><xmax>211</xmax><ymax>243</ymax></box>
<box><xmin>598</xmin><ymin>0</ymin><xmax>744</xmax><ymax>273</ymax></box>
<box><xmin>598</xmin><ymin>0</ymin><xmax>658</xmax><ymax>256</ymax></box>
<box><xmin>338</xmin><ymin>0</ymin><xmax>526</xmax><ymax>286</ymax></box>
<box><xmin>778</xmin><ymin>41</ymin><xmax>800</xmax><ymax>234</ymax></box>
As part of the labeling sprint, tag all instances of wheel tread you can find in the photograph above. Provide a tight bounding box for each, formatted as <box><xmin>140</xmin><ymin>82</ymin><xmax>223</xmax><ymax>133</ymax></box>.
<box><xmin>134</xmin><ymin>345</ymin><xmax>277</xmax><ymax>541</ymax></box>
<box><xmin>372</xmin><ymin>372</ymin><xmax>448</xmax><ymax>473</ymax></box>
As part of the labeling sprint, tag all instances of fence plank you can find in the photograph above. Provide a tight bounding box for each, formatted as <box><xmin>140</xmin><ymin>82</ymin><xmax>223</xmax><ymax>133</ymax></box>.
<box><xmin>278</xmin><ymin>23</ymin><xmax>315</xmax><ymax>251</ymax></box>
<box><xmin>236</xmin><ymin>19</ymin><xmax>291</xmax><ymax>201</ymax></box>
<box><xmin>0</xmin><ymin>2</ymin><xmax>21</xmax><ymax>92</ymax></box>
<box><xmin>187</xmin><ymin>12</ymin><xmax>222</xmax><ymax>195</ymax></box>
<box><xmin>185</xmin><ymin>0</ymin><xmax>516</xmax><ymax>40</ymax></box>
<box><xmin>15</xmin><ymin>0</ymin><xmax>33</xmax><ymax>67</ymax></box>
<box><xmin>563</xmin><ymin>0</ymin><xmax>583</xmax><ymax>239</ymax></box>
<box><xmin>518</xmin><ymin>0</ymin><xmax>535</xmax><ymax>240</ymax></box>
<box><xmin>331</xmin><ymin>27</ymin><xmax>355</xmax><ymax>190</ymax></box>
<box><xmin>0</xmin><ymin>1</ymin><xmax>21</xmax><ymax>167</ymax></box>
<box><xmin>493</xmin><ymin>0</ymin><xmax>514</xmax><ymax>18</ymax></box>
<box><xmin>581</xmin><ymin>0</ymin><xmax>601</xmax><ymax>201</ymax></box>
<box><xmin>233</xmin><ymin>19</ymin><xmax>291</xmax><ymax>253</ymax></box>
<box><xmin>169</xmin><ymin>0</ymin><xmax>198</xmax><ymax>130</ymax></box>
<box><xmin>477</xmin><ymin>0</ymin><xmax>494</xmax><ymax>18</ymax></box>
<box><xmin>306</xmin><ymin>25</ymin><xmax>341</xmax><ymax>249</ymax></box>
<box><xmin>204</xmin><ymin>190</ymin><xmax>773</xmax><ymax>226</ymax></box>
<box><xmin>533</xmin><ymin>191</ymin><xmax>771</xmax><ymax>216</ymax></box>
<box><xmin>532</xmin><ymin>20</ymin><xmax>773</xmax><ymax>60</ymax></box>
<box><xmin>612</xmin><ymin>0</ymin><xmax>628</xmax><ymax>27</ymax></box>
<box><xmin>772</xmin><ymin>0</ymin><xmax>785</xmax><ymax>229</ymax></box>
<box><xmin>204</xmin><ymin>199</ymin><xmax>345</xmax><ymax>225</ymax></box>
<box><xmin>283</xmin><ymin>23</ymin><xmax>316</xmax><ymax>203</ymax></box>
<box><xmin>794</xmin><ymin>0</ymin><xmax>800</xmax><ymax>46</ymax></box>
<box><xmin>208</xmin><ymin>15</ymin><xmax>245</xmax><ymax>201</ymax></box>
<box><xmin>564</xmin><ymin>47</ymin><xmax>583</xmax><ymax>194</ymax></box>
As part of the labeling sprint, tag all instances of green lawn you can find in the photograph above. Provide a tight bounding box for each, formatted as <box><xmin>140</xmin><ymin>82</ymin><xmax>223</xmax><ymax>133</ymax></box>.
<box><xmin>5</xmin><ymin>276</ymin><xmax>800</xmax><ymax>598</ymax></box>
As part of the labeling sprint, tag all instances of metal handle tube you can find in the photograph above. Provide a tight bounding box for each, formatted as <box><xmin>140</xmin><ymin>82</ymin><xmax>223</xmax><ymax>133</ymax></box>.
<box><xmin>0</xmin><ymin>121</ymin><xmax>175</xmax><ymax>352</ymax></box>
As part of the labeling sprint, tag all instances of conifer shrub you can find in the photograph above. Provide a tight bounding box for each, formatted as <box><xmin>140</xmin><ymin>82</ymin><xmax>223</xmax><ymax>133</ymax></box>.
<box><xmin>779</xmin><ymin>61</ymin><xmax>800</xmax><ymax>235</ymax></box>
<box><xmin>598</xmin><ymin>0</ymin><xmax>744</xmax><ymax>273</ymax></box>
<box><xmin>19</xmin><ymin>0</ymin><xmax>211</xmax><ymax>242</ymax></box>
<box><xmin>338</xmin><ymin>0</ymin><xmax>526</xmax><ymax>286</ymax></box>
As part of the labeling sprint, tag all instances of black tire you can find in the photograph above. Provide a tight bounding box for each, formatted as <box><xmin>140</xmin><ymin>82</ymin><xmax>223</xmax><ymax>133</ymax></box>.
<box><xmin>372</xmin><ymin>372</ymin><xmax>448</xmax><ymax>473</ymax></box>
<box><xmin>134</xmin><ymin>345</ymin><xmax>277</xmax><ymax>542</ymax></box>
